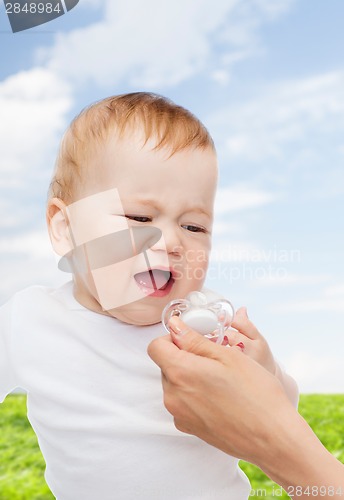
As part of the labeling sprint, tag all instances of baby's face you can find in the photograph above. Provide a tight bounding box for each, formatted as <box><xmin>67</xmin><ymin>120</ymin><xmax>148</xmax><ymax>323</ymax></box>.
<box><xmin>59</xmin><ymin>133</ymin><xmax>217</xmax><ymax>325</ymax></box>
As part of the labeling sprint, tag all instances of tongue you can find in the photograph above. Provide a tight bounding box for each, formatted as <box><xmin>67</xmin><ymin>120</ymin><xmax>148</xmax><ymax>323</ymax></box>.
<box><xmin>134</xmin><ymin>270</ymin><xmax>170</xmax><ymax>290</ymax></box>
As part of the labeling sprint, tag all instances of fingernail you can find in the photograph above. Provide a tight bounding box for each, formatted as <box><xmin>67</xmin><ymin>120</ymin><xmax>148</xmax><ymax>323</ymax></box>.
<box><xmin>236</xmin><ymin>342</ymin><xmax>245</xmax><ymax>351</ymax></box>
<box><xmin>169</xmin><ymin>316</ymin><xmax>188</xmax><ymax>336</ymax></box>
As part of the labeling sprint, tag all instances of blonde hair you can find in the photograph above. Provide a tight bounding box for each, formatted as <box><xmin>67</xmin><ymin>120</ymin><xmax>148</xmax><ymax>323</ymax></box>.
<box><xmin>48</xmin><ymin>92</ymin><xmax>215</xmax><ymax>203</ymax></box>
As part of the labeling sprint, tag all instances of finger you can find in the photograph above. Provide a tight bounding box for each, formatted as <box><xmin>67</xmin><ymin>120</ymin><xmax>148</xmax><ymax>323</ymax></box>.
<box><xmin>147</xmin><ymin>334</ymin><xmax>181</xmax><ymax>371</ymax></box>
<box><xmin>231</xmin><ymin>307</ymin><xmax>260</xmax><ymax>340</ymax></box>
<box><xmin>168</xmin><ymin>316</ymin><xmax>228</xmax><ymax>362</ymax></box>
<box><xmin>232</xmin><ymin>342</ymin><xmax>246</xmax><ymax>353</ymax></box>
<box><xmin>225</xmin><ymin>328</ymin><xmax>249</xmax><ymax>346</ymax></box>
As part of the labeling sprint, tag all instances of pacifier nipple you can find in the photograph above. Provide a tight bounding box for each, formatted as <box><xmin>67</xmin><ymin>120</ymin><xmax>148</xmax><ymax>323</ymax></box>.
<box><xmin>181</xmin><ymin>308</ymin><xmax>218</xmax><ymax>336</ymax></box>
<box><xmin>161</xmin><ymin>290</ymin><xmax>235</xmax><ymax>340</ymax></box>
<box><xmin>187</xmin><ymin>291</ymin><xmax>208</xmax><ymax>307</ymax></box>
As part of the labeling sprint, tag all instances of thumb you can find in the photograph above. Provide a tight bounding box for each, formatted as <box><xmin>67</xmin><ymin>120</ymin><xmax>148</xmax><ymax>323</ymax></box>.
<box><xmin>231</xmin><ymin>306</ymin><xmax>260</xmax><ymax>340</ymax></box>
<box><xmin>168</xmin><ymin>315</ymin><xmax>227</xmax><ymax>362</ymax></box>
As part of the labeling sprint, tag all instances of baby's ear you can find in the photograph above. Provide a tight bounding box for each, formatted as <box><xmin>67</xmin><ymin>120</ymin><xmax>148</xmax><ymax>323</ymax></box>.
<box><xmin>46</xmin><ymin>198</ymin><xmax>73</xmax><ymax>256</ymax></box>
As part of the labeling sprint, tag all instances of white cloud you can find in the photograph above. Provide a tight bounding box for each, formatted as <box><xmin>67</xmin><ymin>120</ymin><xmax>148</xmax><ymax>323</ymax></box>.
<box><xmin>212</xmin><ymin>220</ymin><xmax>243</xmax><ymax>236</ymax></box>
<box><xmin>0</xmin><ymin>67</ymin><xmax>72</xmax><ymax>180</ymax></box>
<box><xmin>0</xmin><ymin>229</ymin><xmax>52</xmax><ymax>259</ymax></box>
<box><xmin>211</xmin><ymin>185</ymin><xmax>280</xmax><ymax>274</ymax></box>
<box><xmin>210</xmin><ymin>241</ymin><xmax>262</xmax><ymax>263</ymax></box>
<box><xmin>254</xmin><ymin>273</ymin><xmax>330</xmax><ymax>287</ymax></box>
<box><xmin>287</xmin><ymin>351</ymin><xmax>344</xmax><ymax>393</ymax></box>
<box><xmin>0</xmin><ymin>230</ymin><xmax>68</xmax><ymax>305</ymax></box>
<box><xmin>0</xmin><ymin>66</ymin><xmax>73</xmax><ymax>240</ymax></box>
<box><xmin>215</xmin><ymin>184</ymin><xmax>277</xmax><ymax>214</ymax></box>
<box><xmin>273</xmin><ymin>297</ymin><xmax>344</xmax><ymax>313</ymax></box>
<box><xmin>0</xmin><ymin>255</ymin><xmax>68</xmax><ymax>306</ymax></box>
<box><xmin>254</xmin><ymin>0</ymin><xmax>296</xmax><ymax>18</ymax></box>
<box><xmin>0</xmin><ymin>200</ymin><xmax>22</xmax><ymax>229</ymax></box>
<box><xmin>78</xmin><ymin>0</ymin><xmax>104</xmax><ymax>8</ymax></box>
<box><xmin>210</xmin><ymin>70</ymin><xmax>231</xmax><ymax>86</ymax></box>
<box><xmin>325</xmin><ymin>284</ymin><xmax>344</xmax><ymax>297</ymax></box>
<box><xmin>210</xmin><ymin>71</ymin><xmax>344</xmax><ymax>164</ymax></box>
<box><xmin>34</xmin><ymin>0</ymin><xmax>294</xmax><ymax>89</ymax></box>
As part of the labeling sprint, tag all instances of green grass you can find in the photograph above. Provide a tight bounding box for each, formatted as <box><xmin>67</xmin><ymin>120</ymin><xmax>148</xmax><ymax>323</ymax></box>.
<box><xmin>0</xmin><ymin>394</ymin><xmax>343</xmax><ymax>499</ymax></box>
<box><xmin>0</xmin><ymin>395</ymin><xmax>54</xmax><ymax>500</ymax></box>
<box><xmin>240</xmin><ymin>394</ymin><xmax>344</xmax><ymax>499</ymax></box>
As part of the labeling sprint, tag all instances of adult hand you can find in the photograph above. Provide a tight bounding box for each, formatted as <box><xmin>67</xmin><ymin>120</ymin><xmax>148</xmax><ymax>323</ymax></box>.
<box><xmin>227</xmin><ymin>307</ymin><xmax>275</xmax><ymax>374</ymax></box>
<box><xmin>148</xmin><ymin>317</ymin><xmax>344</xmax><ymax>498</ymax></box>
<box><xmin>226</xmin><ymin>307</ymin><xmax>298</xmax><ymax>405</ymax></box>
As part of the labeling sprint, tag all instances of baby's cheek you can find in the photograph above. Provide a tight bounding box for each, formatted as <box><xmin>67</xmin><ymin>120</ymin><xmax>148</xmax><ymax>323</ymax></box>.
<box><xmin>189</xmin><ymin>258</ymin><xmax>209</xmax><ymax>285</ymax></box>
<box><xmin>187</xmin><ymin>247</ymin><xmax>209</xmax><ymax>266</ymax></box>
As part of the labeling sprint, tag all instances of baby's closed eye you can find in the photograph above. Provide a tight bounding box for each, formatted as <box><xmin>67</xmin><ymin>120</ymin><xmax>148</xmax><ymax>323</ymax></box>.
<box><xmin>125</xmin><ymin>215</ymin><xmax>152</xmax><ymax>223</ymax></box>
<box><xmin>124</xmin><ymin>215</ymin><xmax>209</xmax><ymax>234</ymax></box>
<box><xmin>182</xmin><ymin>224</ymin><xmax>207</xmax><ymax>233</ymax></box>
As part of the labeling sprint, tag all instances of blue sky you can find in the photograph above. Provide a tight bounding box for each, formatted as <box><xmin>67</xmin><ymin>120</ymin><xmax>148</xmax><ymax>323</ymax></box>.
<box><xmin>0</xmin><ymin>0</ymin><xmax>343</xmax><ymax>392</ymax></box>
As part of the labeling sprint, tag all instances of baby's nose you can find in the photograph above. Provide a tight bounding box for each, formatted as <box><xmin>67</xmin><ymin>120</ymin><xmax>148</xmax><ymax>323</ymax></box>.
<box><xmin>150</xmin><ymin>225</ymin><xmax>182</xmax><ymax>254</ymax></box>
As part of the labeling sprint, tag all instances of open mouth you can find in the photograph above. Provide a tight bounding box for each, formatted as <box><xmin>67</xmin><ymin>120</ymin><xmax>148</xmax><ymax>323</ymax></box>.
<box><xmin>134</xmin><ymin>269</ymin><xmax>174</xmax><ymax>294</ymax></box>
<box><xmin>134</xmin><ymin>269</ymin><xmax>172</xmax><ymax>290</ymax></box>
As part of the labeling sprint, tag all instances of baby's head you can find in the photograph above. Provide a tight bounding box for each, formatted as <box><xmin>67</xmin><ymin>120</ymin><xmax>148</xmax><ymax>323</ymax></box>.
<box><xmin>47</xmin><ymin>92</ymin><xmax>218</xmax><ymax>325</ymax></box>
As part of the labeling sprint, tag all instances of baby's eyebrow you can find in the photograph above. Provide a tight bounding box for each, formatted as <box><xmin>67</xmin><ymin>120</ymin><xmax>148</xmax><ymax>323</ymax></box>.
<box><xmin>133</xmin><ymin>199</ymin><xmax>157</xmax><ymax>207</ymax></box>
<box><xmin>122</xmin><ymin>198</ymin><xmax>212</xmax><ymax>218</ymax></box>
<box><xmin>188</xmin><ymin>207</ymin><xmax>212</xmax><ymax>217</ymax></box>
<box><xmin>121</xmin><ymin>198</ymin><xmax>158</xmax><ymax>210</ymax></box>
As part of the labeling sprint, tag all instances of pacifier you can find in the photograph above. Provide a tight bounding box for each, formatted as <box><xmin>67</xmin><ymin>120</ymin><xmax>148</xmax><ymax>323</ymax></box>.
<box><xmin>162</xmin><ymin>290</ymin><xmax>234</xmax><ymax>344</ymax></box>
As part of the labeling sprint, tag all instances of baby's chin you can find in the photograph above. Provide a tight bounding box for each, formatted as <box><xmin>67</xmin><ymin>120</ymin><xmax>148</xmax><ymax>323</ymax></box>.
<box><xmin>105</xmin><ymin>304</ymin><xmax>162</xmax><ymax>326</ymax></box>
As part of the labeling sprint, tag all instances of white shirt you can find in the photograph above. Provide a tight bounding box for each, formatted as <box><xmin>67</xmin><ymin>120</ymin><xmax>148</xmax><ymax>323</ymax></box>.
<box><xmin>0</xmin><ymin>282</ymin><xmax>251</xmax><ymax>499</ymax></box>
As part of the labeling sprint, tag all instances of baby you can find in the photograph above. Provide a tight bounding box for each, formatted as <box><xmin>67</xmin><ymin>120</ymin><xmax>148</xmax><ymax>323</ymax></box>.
<box><xmin>0</xmin><ymin>93</ymin><xmax>298</xmax><ymax>499</ymax></box>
